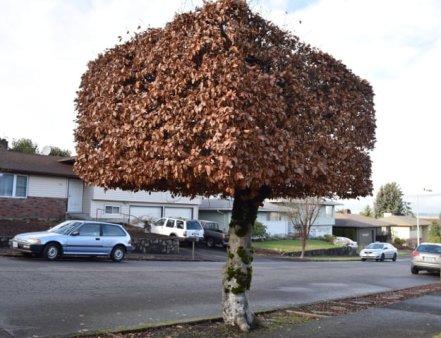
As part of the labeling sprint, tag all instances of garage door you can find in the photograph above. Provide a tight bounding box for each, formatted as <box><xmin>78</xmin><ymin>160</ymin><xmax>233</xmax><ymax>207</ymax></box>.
<box><xmin>164</xmin><ymin>207</ymin><xmax>193</xmax><ymax>219</ymax></box>
<box><xmin>129</xmin><ymin>206</ymin><xmax>162</xmax><ymax>222</ymax></box>
<box><xmin>359</xmin><ymin>229</ymin><xmax>374</xmax><ymax>246</ymax></box>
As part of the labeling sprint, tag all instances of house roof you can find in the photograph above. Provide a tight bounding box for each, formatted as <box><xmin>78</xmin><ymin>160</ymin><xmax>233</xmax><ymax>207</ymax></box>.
<box><xmin>0</xmin><ymin>151</ymin><xmax>77</xmax><ymax>178</ymax></box>
<box><xmin>335</xmin><ymin>213</ymin><xmax>394</xmax><ymax>228</ymax></box>
<box><xmin>422</xmin><ymin>217</ymin><xmax>441</xmax><ymax>226</ymax></box>
<box><xmin>378</xmin><ymin>215</ymin><xmax>431</xmax><ymax>227</ymax></box>
<box><xmin>200</xmin><ymin>198</ymin><xmax>286</xmax><ymax>212</ymax></box>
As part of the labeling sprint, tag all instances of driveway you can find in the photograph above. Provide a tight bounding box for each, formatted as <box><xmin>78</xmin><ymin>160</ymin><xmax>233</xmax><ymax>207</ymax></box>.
<box><xmin>0</xmin><ymin>256</ymin><xmax>438</xmax><ymax>338</ymax></box>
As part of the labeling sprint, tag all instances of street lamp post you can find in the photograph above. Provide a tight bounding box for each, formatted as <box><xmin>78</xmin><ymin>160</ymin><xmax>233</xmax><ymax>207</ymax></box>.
<box><xmin>416</xmin><ymin>188</ymin><xmax>432</xmax><ymax>247</ymax></box>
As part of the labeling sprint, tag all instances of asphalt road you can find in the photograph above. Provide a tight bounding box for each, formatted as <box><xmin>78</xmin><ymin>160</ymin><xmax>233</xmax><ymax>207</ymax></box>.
<box><xmin>0</xmin><ymin>255</ymin><xmax>439</xmax><ymax>338</ymax></box>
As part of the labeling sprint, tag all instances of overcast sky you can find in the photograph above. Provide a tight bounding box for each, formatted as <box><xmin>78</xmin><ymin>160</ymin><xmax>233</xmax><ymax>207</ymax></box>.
<box><xmin>1</xmin><ymin>0</ymin><xmax>440</xmax><ymax>214</ymax></box>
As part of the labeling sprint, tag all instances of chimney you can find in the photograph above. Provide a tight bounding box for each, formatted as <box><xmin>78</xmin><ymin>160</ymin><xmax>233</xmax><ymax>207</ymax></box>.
<box><xmin>0</xmin><ymin>138</ymin><xmax>8</xmax><ymax>151</ymax></box>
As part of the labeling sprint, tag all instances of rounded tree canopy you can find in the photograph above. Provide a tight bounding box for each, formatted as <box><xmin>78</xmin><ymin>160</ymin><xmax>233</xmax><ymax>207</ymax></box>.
<box><xmin>74</xmin><ymin>0</ymin><xmax>375</xmax><ymax>199</ymax></box>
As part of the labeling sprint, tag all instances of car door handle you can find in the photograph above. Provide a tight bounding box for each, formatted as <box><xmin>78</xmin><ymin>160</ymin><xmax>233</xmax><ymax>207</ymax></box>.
<box><xmin>95</xmin><ymin>238</ymin><xmax>100</xmax><ymax>240</ymax></box>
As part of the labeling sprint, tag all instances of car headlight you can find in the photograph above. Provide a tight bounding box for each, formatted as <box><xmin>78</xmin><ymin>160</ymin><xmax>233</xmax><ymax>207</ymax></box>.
<box><xmin>26</xmin><ymin>239</ymin><xmax>42</xmax><ymax>245</ymax></box>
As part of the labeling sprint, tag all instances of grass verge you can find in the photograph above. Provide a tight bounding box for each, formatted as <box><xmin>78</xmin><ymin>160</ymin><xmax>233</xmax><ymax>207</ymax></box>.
<box><xmin>253</xmin><ymin>239</ymin><xmax>337</xmax><ymax>253</ymax></box>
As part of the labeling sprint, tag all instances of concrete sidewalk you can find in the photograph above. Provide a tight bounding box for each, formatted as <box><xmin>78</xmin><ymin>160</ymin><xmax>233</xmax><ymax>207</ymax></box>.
<box><xmin>249</xmin><ymin>292</ymin><xmax>441</xmax><ymax>338</ymax></box>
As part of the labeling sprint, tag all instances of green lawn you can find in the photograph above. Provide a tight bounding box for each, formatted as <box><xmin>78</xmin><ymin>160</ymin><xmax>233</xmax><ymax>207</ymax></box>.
<box><xmin>253</xmin><ymin>239</ymin><xmax>337</xmax><ymax>253</ymax></box>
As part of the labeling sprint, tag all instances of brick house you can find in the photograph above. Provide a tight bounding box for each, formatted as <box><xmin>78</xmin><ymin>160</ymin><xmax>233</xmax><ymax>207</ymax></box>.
<box><xmin>0</xmin><ymin>150</ymin><xmax>79</xmax><ymax>220</ymax></box>
<box><xmin>0</xmin><ymin>146</ymin><xmax>200</xmax><ymax>222</ymax></box>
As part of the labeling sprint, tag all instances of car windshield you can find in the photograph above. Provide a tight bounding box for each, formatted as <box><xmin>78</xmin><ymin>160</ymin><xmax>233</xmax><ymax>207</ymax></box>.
<box><xmin>186</xmin><ymin>221</ymin><xmax>202</xmax><ymax>230</ymax></box>
<box><xmin>366</xmin><ymin>243</ymin><xmax>384</xmax><ymax>249</ymax></box>
<box><xmin>203</xmin><ymin>222</ymin><xmax>218</xmax><ymax>230</ymax></box>
<box><xmin>48</xmin><ymin>221</ymin><xmax>82</xmax><ymax>235</ymax></box>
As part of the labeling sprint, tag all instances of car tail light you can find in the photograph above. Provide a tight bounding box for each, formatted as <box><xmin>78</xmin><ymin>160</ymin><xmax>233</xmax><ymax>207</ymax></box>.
<box><xmin>411</xmin><ymin>251</ymin><xmax>420</xmax><ymax>257</ymax></box>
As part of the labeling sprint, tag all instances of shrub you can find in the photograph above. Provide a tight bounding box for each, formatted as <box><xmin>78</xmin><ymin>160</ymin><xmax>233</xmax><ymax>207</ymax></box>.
<box><xmin>323</xmin><ymin>234</ymin><xmax>335</xmax><ymax>243</ymax></box>
<box><xmin>252</xmin><ymin>221</ymin><xmax>268</xmax><ymax>238</ymax></box>
<box><xmin>427</xmin><ymin>221</ymin><xmax>441</xmax><ymax>243</ymax></box>
<box><xmin>393</xmin><ymin>237</ymin><xmax>406</xmax><ymax>247</ymax></box>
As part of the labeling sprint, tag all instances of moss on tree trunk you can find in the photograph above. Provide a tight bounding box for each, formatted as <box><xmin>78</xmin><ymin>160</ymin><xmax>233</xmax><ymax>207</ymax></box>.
<box><xmin>222</xmin><ymin>187</ymin><xmax>270</xmax><ymax>332</ymax></box>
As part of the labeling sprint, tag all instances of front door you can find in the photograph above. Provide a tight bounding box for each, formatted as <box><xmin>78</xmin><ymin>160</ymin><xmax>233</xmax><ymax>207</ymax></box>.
<box><xmin>67</xmin><ymin>179</ymin><xmax>83</xmax><ymax>213</ymax></box>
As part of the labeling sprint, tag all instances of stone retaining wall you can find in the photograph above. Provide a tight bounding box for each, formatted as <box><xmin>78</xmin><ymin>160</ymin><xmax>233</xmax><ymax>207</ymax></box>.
<box><xmin>287</xmin><ymin>246</ymin><xmax>358</xmax><ymax>257</ymax></box>
<box><xmin>131</xmin><ymin>237</ymin><xmax>180</xmax><ymax>254</ymax></box>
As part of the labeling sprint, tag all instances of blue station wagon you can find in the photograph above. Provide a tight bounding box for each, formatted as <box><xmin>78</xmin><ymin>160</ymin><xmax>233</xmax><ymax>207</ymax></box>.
<box><xmin>10</xmin><ymin>220</ymin><xmax>133</xmax><ymax>262</ymax></box>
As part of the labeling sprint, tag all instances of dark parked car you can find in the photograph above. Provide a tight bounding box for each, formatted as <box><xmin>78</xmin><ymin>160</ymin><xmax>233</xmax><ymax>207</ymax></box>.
<box><xmin>10</xmin><ymin>220</ymin><xmax>133</xmax><ymax>262</ymax></box>
<box><xmin>199</xmin><ymin>220</ymin><xmax>229</xmax><ymax>248</ymax></box>
<box><xmin>411</xmin><ymin>243</ymin><xmax>441</xmax><ymax>274</ymax></box>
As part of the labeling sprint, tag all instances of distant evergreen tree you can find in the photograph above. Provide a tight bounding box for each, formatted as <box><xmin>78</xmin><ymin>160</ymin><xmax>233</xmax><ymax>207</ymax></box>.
<box><xmin>374</xmin><ymin>182</ymin><xmax>407</xmax><ymax>218</ymax></box>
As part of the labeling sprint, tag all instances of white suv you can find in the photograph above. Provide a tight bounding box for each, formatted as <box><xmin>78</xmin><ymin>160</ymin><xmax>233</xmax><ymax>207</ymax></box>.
<box><xmin>150</xmin><ymin>217</ymin><xmax>204</xmax><ymax>242</ymax></box>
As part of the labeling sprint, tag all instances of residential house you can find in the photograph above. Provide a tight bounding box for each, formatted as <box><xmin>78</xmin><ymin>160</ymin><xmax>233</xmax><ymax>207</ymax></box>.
<box><xmin>334</xmin><ymin>211</ymin><xmax>394</xmax><ymax>247</ymax></box>
<box><xmin>378</xmin><ymin>214</ymin><xmax>431</xmax><ymax>246</ymax></box>
<box><xmin>199</xmin><ymin>198</ymin><xmax>339</xmax><ymax>238</ymax></box>
<box><xmin>0</xmin><ymin>150</ymin><xmax>80</xmax><ymax>220</ymax></box>
<box><xmin>199</xmin><ymin>198</ymin><xmax>290</xmax><ymax>236</ymax></box>
<box><xmin>0</xmin><ymin>147</ymin><xmax>200</xmax><ymax>223</ymax></box>
<box><xmin>83</xmin><ymin>186</ymin><xmax>200</xmax><ymax>223</ymax></box>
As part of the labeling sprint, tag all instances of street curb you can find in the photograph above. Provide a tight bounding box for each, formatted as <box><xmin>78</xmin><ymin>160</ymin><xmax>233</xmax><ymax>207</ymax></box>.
<box><xmin>0</xmin><ymin>248</ymin><xmax>217</xmax><ymax>262</ymax></box>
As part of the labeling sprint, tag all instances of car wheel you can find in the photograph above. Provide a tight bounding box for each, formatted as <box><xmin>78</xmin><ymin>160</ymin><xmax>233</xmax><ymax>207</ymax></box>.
<box><xmin>110</xmin><ymin>245</ymin><xmax>126</xmax><ymax>262</ymax></box>
<box><xmin>392</xmin><ymin>253</ymin><xmax>397</xmax><ymax>262</ymax></box>
<box><xmin>411</xmin><ymin>266</ymin><xmax>419</xmax><ymax>274</ymax></box>
<box><xmin>43</xmin><ymin>243</ymin><xmax>60</xmax><ymax>260</ymax></box>
<box><xmin>206</xmin><ymin>238</ymin><xmax>215</xmax><ymax>248</ymax></box>
<box><xmin>380</xmin><ymin>253</ymin><xmax>385</xmax><ymax>262</ymax></box>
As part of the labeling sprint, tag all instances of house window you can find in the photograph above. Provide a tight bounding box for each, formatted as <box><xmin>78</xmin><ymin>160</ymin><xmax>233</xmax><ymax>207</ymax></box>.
<box><xmin>267</xmin><ymin>212</ymin><xmax>282</xmax><ymax>221</ymax></box>
<box><xmin>325</xmin><ymin>206</ymin><xmax>334</xmax><ymax>217</ymax></box>
<box><xmin>105</xmin><ymin>205</ymin><xmax>120</xmax><ymax>214</ymax></box>
<box><xmin>0</xmin><ymin>173</ymin><xmax>28</xmax><ymax>198</ymax></box>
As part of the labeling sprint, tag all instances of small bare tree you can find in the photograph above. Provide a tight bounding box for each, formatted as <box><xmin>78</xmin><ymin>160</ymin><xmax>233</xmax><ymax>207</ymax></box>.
<box><xmin>285</xmin><ymin>197</ymin><xmax>322</xmax><ymax>258</ymax></box>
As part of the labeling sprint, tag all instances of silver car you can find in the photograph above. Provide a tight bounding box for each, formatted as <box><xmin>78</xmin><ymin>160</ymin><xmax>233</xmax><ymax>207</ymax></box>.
<box><xmin>360</xmin><ymin>242</ymin><xmax>398</xmax><ymax>262</ymax></box>
<box><xmin>411</xmin><ymin>243</ymin><xmax>441</xmax><ymax>274</ymax></box>
<box><xmin>10</xmin><ymin>220</ymin><xmax>133</xmax><ymax>262</ymax></box>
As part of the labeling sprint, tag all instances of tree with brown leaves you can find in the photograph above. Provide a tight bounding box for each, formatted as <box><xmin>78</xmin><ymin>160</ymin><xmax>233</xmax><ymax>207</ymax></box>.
<box><xmin>74</xmin><ymin>0</ymin><xmax>375</xmax><ymax>332</ymax></box>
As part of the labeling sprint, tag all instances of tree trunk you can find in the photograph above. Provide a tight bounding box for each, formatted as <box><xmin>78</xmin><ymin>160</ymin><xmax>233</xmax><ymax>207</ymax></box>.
<box><xmin>222</xmin><ymin>187</ymin><xmax>270</xmax><ymax>332</ymax></box>
<box><xmin>300</xmin><ymin>236</ymin><xmax>306</xmax><ymax>259</ymax></box>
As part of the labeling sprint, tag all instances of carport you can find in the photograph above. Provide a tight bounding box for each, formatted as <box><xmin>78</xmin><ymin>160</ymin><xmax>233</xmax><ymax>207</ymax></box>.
<box><xmin>334</xmin><ymin>212</ymin><xmax>394</xmax><ymax>248</ymax></box>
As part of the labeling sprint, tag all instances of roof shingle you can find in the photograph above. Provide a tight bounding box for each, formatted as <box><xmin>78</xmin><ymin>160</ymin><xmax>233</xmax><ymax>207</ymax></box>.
<box><xmin>0</xmin><ymin>151</ymin><xmax>77</xmax><ymax>178</ymax></box>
